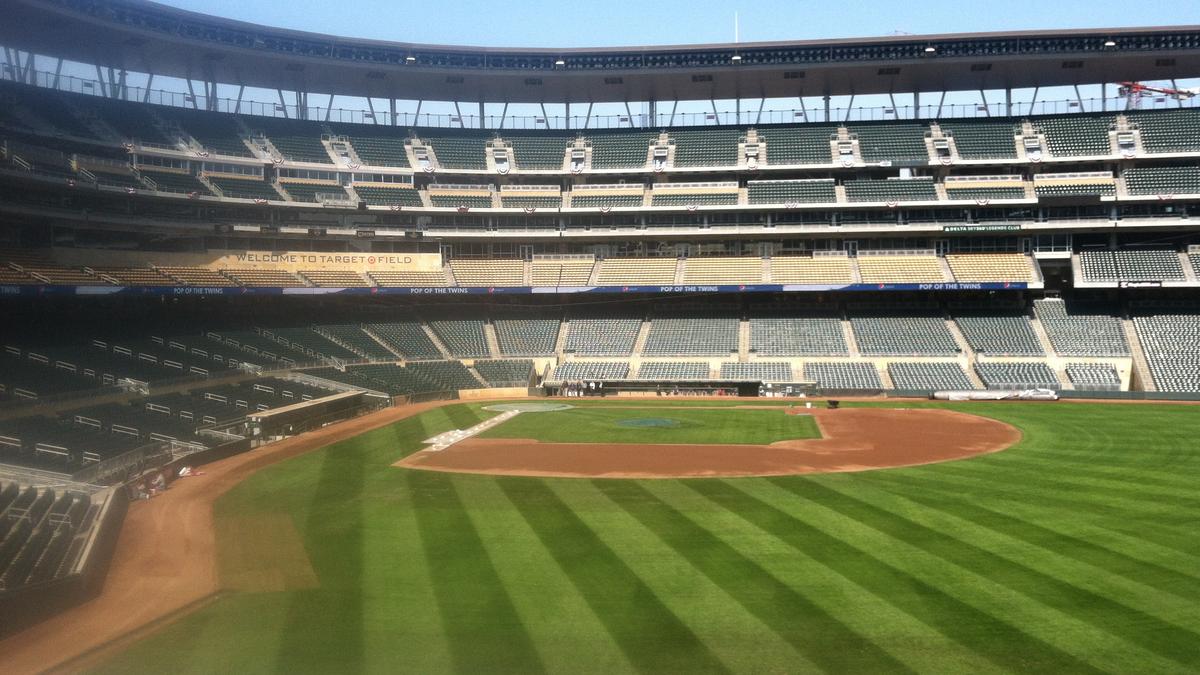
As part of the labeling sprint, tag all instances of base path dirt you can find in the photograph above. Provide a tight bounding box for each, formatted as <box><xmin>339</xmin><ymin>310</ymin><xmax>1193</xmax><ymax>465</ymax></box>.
<box><xmin>0</xmin><ymin>400</ymin><xmax>451</xmax><ymax>675</ymax></box>
<box><xmin>398</xmin><ymin>408</ymin><xmax>1022</xmax><ymax>479</ymax></box>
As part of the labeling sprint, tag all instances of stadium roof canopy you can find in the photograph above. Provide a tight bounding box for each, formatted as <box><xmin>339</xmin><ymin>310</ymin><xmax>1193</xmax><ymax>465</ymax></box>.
<box><xmin>4</xmin><ymin>0</ymin><xmax>1200</xmax><ymax>103</ymax></box>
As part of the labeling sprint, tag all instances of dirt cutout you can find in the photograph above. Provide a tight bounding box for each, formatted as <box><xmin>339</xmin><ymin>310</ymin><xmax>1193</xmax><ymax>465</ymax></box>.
<box><xmin>398</xmin><ymin>407</ymin><xmax>1021</xmax><ymax>479</ymax></box>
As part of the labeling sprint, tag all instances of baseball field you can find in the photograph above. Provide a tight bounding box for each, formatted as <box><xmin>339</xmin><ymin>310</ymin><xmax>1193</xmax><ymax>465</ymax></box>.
<box><xmin>88</xmin><ymin>400</ymin><xmax>1200</xmax><ymax>673</ymax></box>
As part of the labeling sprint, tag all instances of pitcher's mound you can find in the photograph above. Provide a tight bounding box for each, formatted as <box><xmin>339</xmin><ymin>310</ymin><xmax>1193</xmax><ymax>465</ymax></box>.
<box><xmin>398</xmin><ymin>407</ymin><xmax>1021</xmax><ymax>479</ymax></box>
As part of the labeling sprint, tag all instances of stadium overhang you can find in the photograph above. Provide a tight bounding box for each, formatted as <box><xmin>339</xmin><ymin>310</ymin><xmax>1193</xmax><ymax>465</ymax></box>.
<box><xmin>3</xmin><ymin>0</ymin><xmax>1200</xmax><ymax>104</ymax></box>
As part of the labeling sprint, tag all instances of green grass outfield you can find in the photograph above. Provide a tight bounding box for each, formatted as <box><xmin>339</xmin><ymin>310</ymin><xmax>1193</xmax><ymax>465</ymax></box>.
<box><xmin>94</xmin><ymin>401</ymin><xmax>1200</xmax><ymax>674</ymax></box>
<box><xmin>479</xmin><ymin>405</ymin><xmax>820</xmax><ymax>445</ymax></box>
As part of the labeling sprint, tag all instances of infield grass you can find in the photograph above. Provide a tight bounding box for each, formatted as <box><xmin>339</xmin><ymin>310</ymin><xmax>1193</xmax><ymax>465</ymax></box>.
<box><xmin>477</xmin><ymin>405</ymin><xmax>821</xmax><ymax>445</ymax></box>
<box><xmin>92</xmin><ymin>401</ymin><xmax>1200</xmax><ymax>674</ymax></box>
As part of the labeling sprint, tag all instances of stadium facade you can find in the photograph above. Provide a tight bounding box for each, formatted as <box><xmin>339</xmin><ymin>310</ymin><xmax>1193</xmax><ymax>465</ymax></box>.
<box><xmin>0</xmin><ymin>0</ymin><xmax>1199</xmax><ymax>484</ymax></box>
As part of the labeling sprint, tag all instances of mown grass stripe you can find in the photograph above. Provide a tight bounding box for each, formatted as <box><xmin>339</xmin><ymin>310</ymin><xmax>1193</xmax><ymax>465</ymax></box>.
<box><xmin>593</xmin><ymin>479</ymin><xmax>914</xmax><ymax>674</ymax></box>
<box><xmin>866</xmin><ymin>469</ymin><xmax>1198</xmax><ymax>561</ymax></box>
<box><xmin>884</xmin><ymin>478</ymin><xmax>1200</xmax><ymax>594</ymax></box>
<box><xmin>461</xmin><ymin>477</ymin><xmax>636</xmax><ymax>674</ymax></box>
<box><xmin>407</xmin><ymin>470</ymin><xmax>546</xmax><ymax>674</ymax></box>
<box><xmin>688</xmin><ymin>479</ymin><xmax>1109</xmax><ymax>674</ymax></box>
<box><xmin>275</xmin><ymin>436</ymin><xmax>368</xmax><ymax>674</ymax></box>
<box><xmin>500</xmin><ymin>479</ymin><xmax>731</xmax><ymax>675</ymax></box>
<box><xmin>820</xmin><ymin>478</ymin><xmax>1200</xmax><ymax>668</ymax></box>
<box><xmin>975</xmin><ymin>453</ymin><xmax>1200</xmax><ymax>492</ymax></box>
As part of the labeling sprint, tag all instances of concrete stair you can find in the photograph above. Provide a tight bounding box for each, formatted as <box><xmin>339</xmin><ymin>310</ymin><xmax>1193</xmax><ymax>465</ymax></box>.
<box><xmin>632</xmin><ymin>319</ymin><xmax>652</xmax><ymax>357</ymax></box>
<box><xmin>483</xmin><ymin>322</ymin><xmax>502</xmax><ymax>358</ymax></box>
<box><xmin>1029</xmin><ymin>317</ymin><xmax>1058</xmax><ymax>357</ymax></box>
<box><xmin>738</xmin><ymin>320</ymin><xmax>750</xmax><ymax>361</ymax></box>
<box><xmin>554</xmin><ymin>319</ymin><xmax>570</xmax><ymax>356</ymax></box>
<box><xmin>420</xmin><ymin>324</ymin><xmax>454</xmax><ymax>359</ymax></box>
<box><xmin>841</xmin><ymin>319</ymin><xmax>861</xmax><ymax>356</ymax></box>
<box><xmin>1121</xmin><ymin>319</ymin><xmax>1157</xmax><ymax>392</ymax></box>
<box><xmin>362</xmin><ymin>325</ymin><xmax>405</xmax><ymax>360</ymax></box>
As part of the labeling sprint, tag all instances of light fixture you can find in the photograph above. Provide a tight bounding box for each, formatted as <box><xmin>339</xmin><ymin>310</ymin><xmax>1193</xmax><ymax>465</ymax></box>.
<box><xmin>405</xmin><ymin>55</ymin><xmax>416</xmax><ymax>63</ymax></box>
<box><xmin>1104</xmin><ymin>39</ymin><xmax>1117</xmax><ymax>47</ymax></box>
<box><xmin>924</xmin><ymin>45</ymin><xmax>937</xmax><ymax>53</ymax></box>
<box><xmin>731</xmin><ymin>53</ymin><xmax>742</xmax><ymax>62</ymax></box>
<box><xmin>555</xmin><ymin>58</ymin><xmax>566</xmax><ymax>66</ymax></box>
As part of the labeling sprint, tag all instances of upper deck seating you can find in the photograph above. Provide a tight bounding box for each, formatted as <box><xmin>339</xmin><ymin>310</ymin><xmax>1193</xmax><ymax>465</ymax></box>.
<box><xmin>938</xmin><ymin>120</ymin><xmax>1019</xmax><ymax>159</ymax></box>
<box><xmin>757</xmin><ymin>125</ymin><xmax>836</xmax><ymax>165</ymax></box>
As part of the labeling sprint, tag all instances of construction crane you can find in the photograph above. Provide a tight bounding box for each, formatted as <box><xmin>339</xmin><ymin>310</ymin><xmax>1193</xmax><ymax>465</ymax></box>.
<box><xmin>1117</xmin><ymin>82</ymin><xmax>1200</xmax><ymax>110</ymax></box>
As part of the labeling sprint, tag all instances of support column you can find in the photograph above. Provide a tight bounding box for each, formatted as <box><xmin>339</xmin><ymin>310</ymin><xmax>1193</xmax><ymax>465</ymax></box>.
<box><xmin>1005</xmin><ymin>88</ymin><xmax>1012</xmax><ymax>117</ymax></box>
<box><xmin>478</xmin><ymin>101</ymin><xmax>485</xmax><ymax>129</ymax></box>
<box><xmin>52</xmin><ymin>58</ymin><xmax>63</xmax><ymax>89</ymax></box>
<box><xmin>823</xmin><ymin>94</ymin><xmax>831</xmax><ymax>123</ymax></box>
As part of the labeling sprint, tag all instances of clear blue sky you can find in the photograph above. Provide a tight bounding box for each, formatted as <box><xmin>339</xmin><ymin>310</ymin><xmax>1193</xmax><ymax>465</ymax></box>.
<box><xmin>155</xmin><ymin>0</ymin><xmax>1200</xmax><ymax>48</ymax></box>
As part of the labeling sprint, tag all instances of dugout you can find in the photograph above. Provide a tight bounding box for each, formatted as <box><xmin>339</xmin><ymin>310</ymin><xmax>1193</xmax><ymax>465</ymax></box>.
<box><xmin>550</xmin><ymin>379</ymin><xmax>816</xmax><ymax>398</ymax></box>
<box><xmin>246</xmin><ymin>390</ymin><xmax>372</xmax><ymax>439</ymax></box>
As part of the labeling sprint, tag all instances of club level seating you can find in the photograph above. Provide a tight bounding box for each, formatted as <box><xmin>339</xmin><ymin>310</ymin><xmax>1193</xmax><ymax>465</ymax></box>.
<box><xmin>427</xmin><ymin>319</ymin><xmax>490</xmax><ymax>358</ymax></box>
<box><xmin>317</xmin><ymin>325</ymin><xmax>396</xmax><ymax>361</ymax></box>
<box><xmin>769</xmin><ymin>256</ymin><xmax>854</xmax><ymax>284</ymax></box>
<box><xmin>367</xmin><ymin>271</ymin><xmax>447</xmax><ymax>287</ymax></box>
<box><xmin>87</xmin><ymin>166</ymin><xmax>143</xmax><ymax>189</ymax></box>
<box><xmin>342</xmin><ymin>363</ymin><xmax>438</xmax><ymax>395</ymax></box>
<box><xmin>405</xmin><ymin>360</ymin><xmax>481</xmax><ymax>391</ymax></box>
<box><xmin>221</xmin><ymin>269</ymin><xmax>306</xmax><ymax>287</ymax></box>
<box><xmin>938</xmin><ymin>120</ymin><xmax>1019</xmax><ymax>159</ymax></box>
<box><xmin>1065</xmin><ymin>363</ymin><xmax>1121</xmax><ymax>390</ymax></box>
<box><xmin>421</xmin><ymin>134</ymin><xmax>488</xmax><ymax>170</ymax></box>
<box><xmin>530</xmin><ymin>260</ymin><xmax>594</xmax><ymax>286</ymax></box>
<box><xmin>207</xmin><ymin>176</ymin><xmax>280</xmax><ymax>201</ymax></box>
<box><xmin>364</xmin><ymin>322</ymin><xmax>443</xmax><ymax>360</ymax></box>
<box><xmin>945</xmin><ymin>253</ymin><xmax>1036</xmax><ymax>282</ymax></box>
<box><xmin>564</xmin><ymin>318</ymin><xmax>642</xmax><ymax>355</ymax></box>
<box><xmin>569</xmin><ymin>194</ymin><xmax>644</xmax><ymax>208</ymax></box>
<box><xmin>844</xmin><ymin>179</ymin><xmax>938</xmax><ymax>203</ymax></box>
<box><xmin>253</xmin><ymin>118</ymin><xmax>332</xmax><ymax>164</ymax></box>
<box><xmin>550</xmin><ymin>361</ymin><xmax>629</xmax><ymax>381</ymax></box>
<box><xmin>1078</xmin><ymin>250</ymin><xmax>1118</xmax><ymax>281</ymax></box>
<box><xmin>354</xmin><ymin>185</ymin><xmax>425</xmax><ymax>206</ymax></box>
<box><xmin>89</xmin><ymin>267</ymin><xmax>174</xmax><ymax>286</ymax></box>
<box><xmin>1191</xmin><ymin>253</ymin><xmax>1200</xmax><ymax>278</ymax></box>
<box><xmin>1133</xmin><ymin>313</ymin><xmax>1200</xmax><ymax>392</ymax></box>
<box><xmin>157</xmin><ymin>267</ymin><xmax>237</xmax><ymax>286</ymax></box>
<box><xmin>137</xmin><ymin>170</ymin><xmax>212</xmax><ymax>195</ymax></box>
<box><xmin>720</xmin><ymin>362</ymin><xmax>793</xmax><ymax>381</ymax></box>
<box><xmin>1123</xmin><ymin>165</ymin><xmax>1200</xmax><ymax>195</ymax></box>
<box><xmin>264</xmin><ymin>327</ymin><xmax>360</xmax><ymax>361</ymax></box>
<box><xmin>0</xmin><ymin>417</ymin><xmax>148</xmax><ymax>470</ymax></box>
<box><xmin>1114</xmin><ymin>249</ymin><xmax>1186</xmax><ymax>281</ymax></box>
<box><xmin>756</xmin><ymin>125</ymin><xmax>837</xmax><ymax>165</ymax></box>
<box><xmin>493</xmin><ymin>318</ymin><xmax>559</xmax><ymax>356</ymax></box>
<box><xmin>585</xmin><ymin>130</ymin><xmax>656</xmax><ymax>169</ymax></box>
<box><xmin>856</xmin><ymin>254</ymin><xmax>947</xmax><ymax>283</ymax></box>
<box><xmin>848</xmin><ymin>122</ymin><xmax>930</xmax><ymax>163</ymax></box>
<box><xmin>299</xmin><ymin>270</ymin><xmax>370</xmax><ymax>287</ymax></box>
<box><xmin>473</xmin><ymin>359</ymin><xmax>534</xmax><ymax>387</ymax></box>
<box><xmin>851</xmin><ymin>313</ymin><xmax>959</xmax><ymax>355</ymax></box>
<box><xmin>160</xmin><ymin>108</ymin><xmax>252</xmax><ymax>157</ymax></box>
<box><xmin>974</xmin><ymin>361</ymin><xmax>1060</xmax><ymax>389</ymax></box>
<box><xmin>668</xmin><ymin>128</ymin><xmax>742</xmax><ymax>167</ymax></box>
<box><xmin>747</xmin><ymin>179</ymin><xmax>837</xmax><ymax>204</ymax></box>
<box><xmin>16</xmin><ymin>265</ymin><xmax>101</xmax><ymax>285</ymax></box>
<box><xmin>636</xmin><ymin>362</ymin><xmax>709</xmax><ymax>380</ymax></box>
<box><xmin>500</xmin><ymin>196</ymin><xmax>562</xmax><ymax>209</ymax></box>
<box><xmin>449</xmin><ymin>259</ymin><xmax>525</xmax><ymax>286</ymax></box>
<box><xmin>281</xmin><ymin>182</ymin><xmax>347</xmax><ymax>203</ymax></box>
<box><xmin>681</xmin><ymin>257</ymin><xmax>763</xmax><ymax>284</ymax></box>
<box><xmin>888</xmin><ymin>362</ymin><xmax>976</xmax><ymax>390</ymax></box>
<box><xmin>595</xmin><ymin>258</ymin><xmax>677</xmax><ymax>285</ymax></box>
<box><xmin>943</xmin><ymin>186</ymin><xmax>1027</xmax><ymax>201</ymax></box>
<box><xmin>954</xmin><ymin>313</ymin><xmax>1044</xmax><ymax>355</ymax></box>
<box><xmin>750</xmin><ymin>316</ymin><xmax>848</xmax><ymax>355</ymax></box>
<box><xmin>651</xmin><ymin>192</ymin><xmax>739</xmax><ymax>207</ymax></box>
<box><xmin>643</xmin><ymin>317</ymin><xmax>738</xmax><ymax>356</ymax></box>
<box><xmin>429</xmin><ymin>194</ymin><xmax>492</xmax><ymax>208</ymax></box>
<box><xmin>1125</xmin><ymin>109</ymin><xmax>1200</xmax><ymax>153</ymax></box>
<box><xmin>1034</xmin><ymin>300</ymin><xmax>1129</xmax><ymax>356</ymax></box>
<box><xmin>1034</xmin><ymin>183</ymin><xmax>1116</xmax><ymax>197</ymax></box>
<box><xmin>1033</xmin><ymin>114</ymin><xmax>1114</xmax><ymax>157</ymax></box>
<box><xmin>803</xmin><ymin>362</ymin><xmax>883</xmax><ymax>389</ymax></box>
<box><xmin>503</xmin><ymin>133</ymin><xmax>572</xmax><ymax>170</ymax></box>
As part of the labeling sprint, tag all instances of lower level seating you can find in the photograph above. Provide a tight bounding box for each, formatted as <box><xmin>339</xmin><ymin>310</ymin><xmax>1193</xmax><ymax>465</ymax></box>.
<box><xmin>720</xmin><ymin>362</ymin><xmax>793</xmax><ymax>381</ymax></box>
<box><xmin>803</xmin><ymin>362</ymin><xmax>882</xmax><ymax>389</ymax></box>
<box><xmin>888</xmin><ymin>362</ymin><xmax>975</xmax><ymax>390</ymax></box>
<box><xmin>636</xmin><ymin>362</ymin><xmax>709</xmax><ymax>380</ymax></box>
<box><xmin>550</xmin><ymin>361</ymin><xmax>629</xmax><ymax>381</ymax></box>
<box><xmin>974</xmin><ymin>361</ymin><xmax>1060</xmax><ymax>389</ymax></box>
